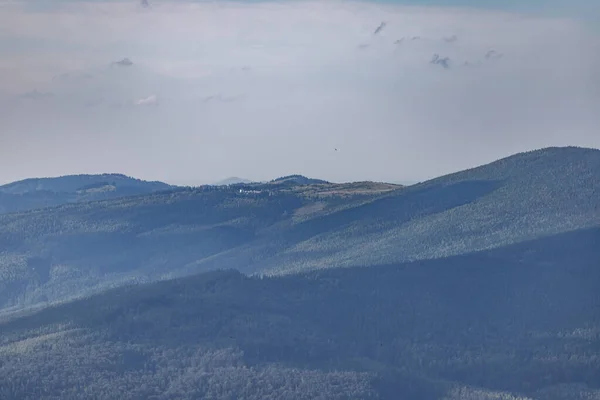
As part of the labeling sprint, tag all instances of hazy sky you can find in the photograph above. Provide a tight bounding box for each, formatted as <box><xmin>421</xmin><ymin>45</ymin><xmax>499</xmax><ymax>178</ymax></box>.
<box><xmin>1</xmin><ymin>0</ymin><xmax>599</xmax><ymax>185</ymax></box>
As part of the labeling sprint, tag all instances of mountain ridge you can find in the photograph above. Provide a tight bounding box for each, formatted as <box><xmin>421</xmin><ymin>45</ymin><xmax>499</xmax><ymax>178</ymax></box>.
<box><xmin>0</xmin><ymin>172</ymin><xmax>172</xmax><ymax>194</ymax></box>
<box><xmin>212</xmin><ymin>177</ymin><xmax>254</xmax><ymax>186</ymax></box>
<box><xmin>199</xmin><ymin>146</ymin><xmax>600</xmax><ymax>275</ymax></box>
<box><xmin>0</xmin><ymin>173</ymin><xmax>174</xmax><ymax>215</ymax></box>
<box><xmin>0</xmin><ymin>146</ymin><xmax>598</xmax><ymax>311</ymax></box>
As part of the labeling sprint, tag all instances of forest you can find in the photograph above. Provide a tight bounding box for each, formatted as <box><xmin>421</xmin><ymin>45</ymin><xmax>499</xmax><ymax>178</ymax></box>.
<box><xmin>1</xmin><ymin>226</ymin><xmax>599</xmax><ymax>399</ymax></box>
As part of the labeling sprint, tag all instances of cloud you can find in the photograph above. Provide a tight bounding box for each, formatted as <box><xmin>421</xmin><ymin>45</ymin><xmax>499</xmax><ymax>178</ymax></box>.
<box><xmin>484</xmin><ymin>50</ymin><xmax>503</xmax><ymax>60</ymax></box>
<box><xmin>443</xmin><ymin>35</ymin><xmax>458</xmax><ymax>43</ymax></box>
<box><xmin>0</xmin><ymin>1</ymin><xmax>598</xmax><ymax>185</ymax></box>
<box><xmin>203</xmin><ymin>94</ymin><xmax>239</xmax><ymax>103</ymax></box>
<box><xmin>134</xmin><ymin>94</ymin><xmax>158</xmax><ymax>106</ymax></box>
<box><xmin>113</xmin><ymin>57</ymin><xmax>134</xmax><ymax>67</ymax></box>
<box><xmin>430</xmin><ymin>54</ymin><xmax>451</xmax><ymax>69</ymax></box>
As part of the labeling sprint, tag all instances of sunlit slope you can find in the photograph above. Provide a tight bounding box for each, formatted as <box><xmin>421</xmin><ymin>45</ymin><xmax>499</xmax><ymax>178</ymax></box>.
<box><xmin>256</xmin><ymin>146</ymin><xmax>600</xmax><ymax>273</ymax></box>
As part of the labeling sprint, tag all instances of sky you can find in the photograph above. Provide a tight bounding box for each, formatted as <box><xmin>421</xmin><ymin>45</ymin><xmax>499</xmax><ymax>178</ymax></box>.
<box><xmin>0</xmin><ymin>0</ymin><xmax>599</xmax><ymax>185</ymax></box>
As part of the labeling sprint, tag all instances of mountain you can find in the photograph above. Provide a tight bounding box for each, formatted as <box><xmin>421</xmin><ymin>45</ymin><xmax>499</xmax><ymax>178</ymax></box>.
<box><xmin>0</xmin><ymin>146</ymin><xmax>598</xmax><ymax>311</ymax></box>
<box><xmin>1</xmin><ymin>227</ymin><xmax>598</xmax><ymax>399</ymax></box>
<box><xmin>212</xmin><ymin>175</ymin><xmax>328</xmax><ymax>187</ymax></box>
<box><xmin>0</xmin><ymin>180</ymin><xmax>400</xmax><ymax>310</ymax></box>
<box><xmin>255</xmin><ymin>146</ymin><xmax>600</xmax><ymax>274</ymax></box>
<box><xmin>0</xmin><ymin>173</ymin><xmax>172</xmax><ymax>214</ymax></box>
<box><xmin>213</xmin><ymin>177</ymin><xmax>254</xmax><ymax>186</ymax></box>
<box><xmin>270</xmin><ymin>174</ymin><xmax>330</xmax><ymax>186</ymax></box>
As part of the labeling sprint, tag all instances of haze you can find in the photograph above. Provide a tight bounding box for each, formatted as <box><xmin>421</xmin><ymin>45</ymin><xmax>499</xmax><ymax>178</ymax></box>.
<box><xmin>0</xmin><ymin>0</ymin><xmax>598</xmax><ymax>185</ymax></box>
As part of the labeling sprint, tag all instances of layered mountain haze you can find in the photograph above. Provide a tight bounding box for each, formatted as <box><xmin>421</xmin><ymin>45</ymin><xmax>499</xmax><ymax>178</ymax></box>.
<box><xmin>0</xmin><ymin>146</ymin><xmax>598</xmax><ymax>312</ymax></box>
<box><xmin>2</xmin><ymin>0</ymin><xmax>599</xmax><ymax>398</ymax></box>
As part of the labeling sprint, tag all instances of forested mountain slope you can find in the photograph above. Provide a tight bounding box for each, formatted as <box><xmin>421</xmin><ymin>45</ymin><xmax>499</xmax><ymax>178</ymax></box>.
<box><xmin>0</xmin><ymin>146</ymin><xmax>598</xmax><ymax>310</ymax></box>
<box><xmin>0</xmin><ymin>173</ymin><xmax>172</xmax><ymax>214</ymax></box>
<box><xmin>1</xmin><ymin>227</ymin><xmax>599</xmax><ymax>399</ymax></box>
<box><xmin>255</xmin><ymin>146</ymin><xmax>600</xmax><ymax>273</ymax></box>
<box><xmin>0</xmin><ymin>180</ymin><xmax>399</xmax><ymax>310</ymax></box>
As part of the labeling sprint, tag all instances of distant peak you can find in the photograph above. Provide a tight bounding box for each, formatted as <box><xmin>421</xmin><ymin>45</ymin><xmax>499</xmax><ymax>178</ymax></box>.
<box><xmin>213</xmin><ymin>177</ymin><xmax>253</xmax><ymax>186</ymax></box>
<box><xmin>270</xmin><ymin>175</ymin><xmax>330</xmax><ymax>185</ymax></box>
<box><xmin>0</xmin><ymin>173</ymin><xmax>172</xmax><ymax>195</ymax></box>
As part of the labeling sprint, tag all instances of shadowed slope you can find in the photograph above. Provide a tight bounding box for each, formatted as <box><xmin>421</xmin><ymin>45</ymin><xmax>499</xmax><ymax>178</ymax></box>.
<box><xmin>1</xmin><ymin>227</ymin><xmax>599</xmax><ymax>399</ymax></box>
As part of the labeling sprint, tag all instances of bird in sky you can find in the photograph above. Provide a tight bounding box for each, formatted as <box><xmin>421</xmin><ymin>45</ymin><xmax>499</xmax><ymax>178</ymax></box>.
<box><xmin>374</xmin><ymin>22</ymin><xmax>386</xmax><ymax>35</ymax></box>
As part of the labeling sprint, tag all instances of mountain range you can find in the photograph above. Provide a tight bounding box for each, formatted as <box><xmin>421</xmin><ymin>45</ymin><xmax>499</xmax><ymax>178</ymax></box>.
<box><xmin>1</xmin><ymin>146</ymin><xmax>597</xmax><ymax>310</ymax></box>
<box><xmin>0</xmin><ymin>146</ymin><xmax>598</xmax><ymax>399</ymax></box>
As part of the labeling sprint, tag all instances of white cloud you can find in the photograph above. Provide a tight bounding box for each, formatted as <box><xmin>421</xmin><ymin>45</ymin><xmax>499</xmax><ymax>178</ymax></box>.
<box><xmin>134</xmin><ymin>94</ymin><xmax>158</xmax><ymax>106</ymax></box>
<box><xmin>0</xmin><ymin>1</ymin><xmax>598</xmax><ymax>185</ymax></box>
